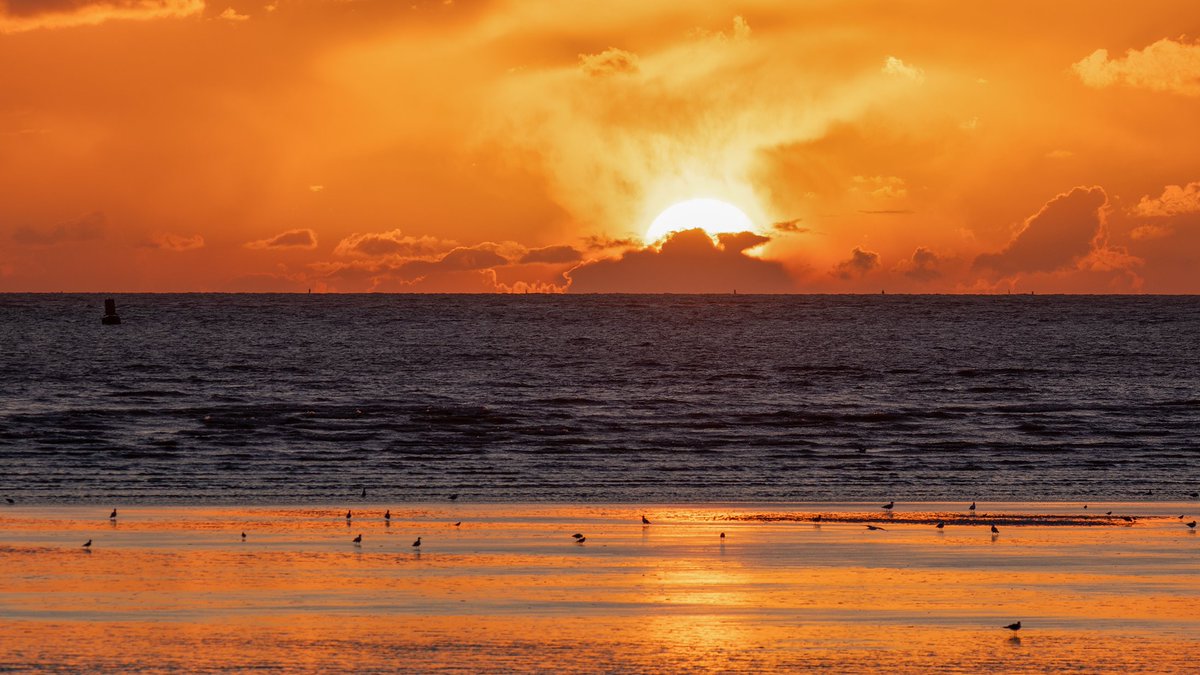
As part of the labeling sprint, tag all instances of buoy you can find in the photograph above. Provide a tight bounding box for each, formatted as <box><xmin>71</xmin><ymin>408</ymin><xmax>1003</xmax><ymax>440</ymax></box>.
<box><xmin>101</xmin><ymin>298</ymin><xmax>121</xmax><ymax>325</ymax></box>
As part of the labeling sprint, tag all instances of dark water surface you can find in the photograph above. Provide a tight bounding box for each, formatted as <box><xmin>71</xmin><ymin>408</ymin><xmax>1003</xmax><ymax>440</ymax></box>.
<box><xmin>1</xmin><ymin>294</ymin><xmax>1197</xmax><ymax>503</ymax></box>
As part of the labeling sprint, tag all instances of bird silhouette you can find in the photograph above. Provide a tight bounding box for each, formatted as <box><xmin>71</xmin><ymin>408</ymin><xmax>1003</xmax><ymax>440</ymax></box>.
<box><xmin>82</xmin><ymin>539</ymin><xmax>92</xmax><ymax>548</ymax></box>
<box><xmin>360</xmin><ymin>487</ymin><xmax>366</xmax><ymax>499</ymax></box>
<box><xmin>991</xmin><ymin>524</ymin><xmax>1000</xmax><ymax>534</ymax></box>
<box><xmin>448</xmin><ymin>494</ymin><xmax>459</xmax><ymax>501</ymax></box>
<box><xmin>969</xmin><ymin>502</ymin><xmax>976</xmax><ymax>511</ymax></box>
<box><xmin>109</xmin><ymin>509</ymin><xmax>117</xmax><ymax>520</ymax></box>
<box><xmin>241</xmin><ymin>532</ymin><xmax>246</xmax><ymax>540</ymax></box>
<box><xmin>4</xmin><ymin>498</ymin><xmax>13</xmax><ymax>504</ymax></box>
<box><xmin>412</xmin><ymin>536</ymin><xmax>422</xmax><ymax>548</ymax></box>
<box><xmin>571</xmin><ymin>533</ymin><xmax>584</xmax><ymax>539</ymax></box>
<box><xmin>384</xmin><ymin>510</ymin><xmax>390</xmax><ymax>521</ymax></box>
<box><xmin>642</xmin><ymin>515</ymin><xmax>651</xmax><ymax>525</ymax></box>
<box><xmin>1122</xmin><ymin>516</ymin><xmax>1134</xmax><ymax>523</ymax></box>
<box><xmin>1186</xmin><ymin>521</ymin><xmax>1197</xmax><ymax>530</ymax></box>
<box><xmin>576</xmin><ymin>536</ymin><xmax>586</xmax><ymax>543</ymax></box>
<box><xmin>346</xmin><ymin>510</ymin><xmax>352</xmax><ymax>520</ymax></box>
<box><xmin>882</xmin><ymin>501</ymin><xmax>894</xmax><ymax>511</ymax></box>
<box><xmin>1004</xmin><ymin>621</ymin><xmax>1021</xmax><ymax>631</ymax></box>
<box><xmin>353</xmin><ymin>534</ymin><xmax>362</xmax><ymax>544</ymax></box>
<box><xmin>936</xmin><ymin>521</ymin><xmax>945</xmax><ymax>529</ymax></box>
<box><xmin>865</xmin><ymin>525</ymin><xmax>886</xmax><ymax>531</ymax></box>
<box><xmin>1105</xmin><ymin>511</ymin><xmax>1113</xmax><ymax>516</ymax></box>
<box><xmin>453</xmin><ymin>521</ymin><xmax>461</xmax><ymax>527</ymax></box>
<box><xmin>720</xmin><ymin>532</ymin><xmax>726</xmax><ymax>539</ymax></box>
<box><xmin>812</xmin><ymin>515</ymin><xmax>823</xmax><ymax>523</ymax></box>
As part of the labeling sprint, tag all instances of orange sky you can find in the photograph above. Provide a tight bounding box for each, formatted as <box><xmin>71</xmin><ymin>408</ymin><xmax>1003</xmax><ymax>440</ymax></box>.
<box><xmin>2</xmin><ymin>0</ymin><xmax>1199</xmax><ymax>292</ymax></box>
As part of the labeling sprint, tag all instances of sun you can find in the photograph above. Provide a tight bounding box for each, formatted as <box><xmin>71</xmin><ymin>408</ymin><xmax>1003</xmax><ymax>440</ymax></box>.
<box><xmin>644</xmin><ymin>198</ymin><xmax>758</xmax><ymax>243</ymax></box>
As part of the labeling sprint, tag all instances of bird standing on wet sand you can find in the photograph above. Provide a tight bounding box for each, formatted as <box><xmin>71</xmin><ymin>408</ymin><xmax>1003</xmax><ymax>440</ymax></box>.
<box><xmin>82</xmin><ymin>539</ymin><xmax>92</xmax><ymax>548</ymax></box>
<box><xmin>865</xmin><ymin>525</ymin><xmax>886</xmax><ymax>531</ymax></box>
<box><xmin>1186</xmin><ymin>521</ymin><xmax>1197</xmax><ymax>530</ymax></box>
<box><xmin>812</xmin><ymin>515</ymin><xmax>822</xmax><ymax>523</ymax></box>
<box><xmin>109</xmin><ymin>509</ymin><xmax>117</xmax><ymax>520</ymax></box>
<box><xmin>412</xmin><ymin>536</ymin><xmax>422</xmax><ymax>548</ymax></box>
<box><xmin>969</xmin><ymin>502</ymin><xmax>976</xmax><ymax>512</ymax></box>
<box><xmin>345</xmin><ymin>510</ymin><xmax>352</xmax><ymax>521</ymax></box>
<box><xmin>882</xmin><ymin>501</ymin><xmax>894</xmax><ymax>511</ymax></box>
<box><xmin>453</xmin><ymin>521</ymin><xmax>461</xmax><ymax>527</ymax></box>
<box><xmin>353</xmin><ymin>534</ymin><xmax>362</xmax><ymax>544</ymax></box>
<box><xmin>1004</xmin><ymin>621</ymin><xmax>1021</xmax><ymax>631</ymax></box>
<box><xmin>572</xmin><ymin>533</ymin><xmax>584</xmax><ymax>540</ymax></box>
<box><xmin>241</xmin><ymin>532</ymin><xmax>246</xmax><ymax>540</ymax></box>
<box><xmin>384</xmin><ymin>510</ymin><xmax>390</xmax><ymax>521</ymax></box>
<box><xmin>936</xmin><ymin>521</ymin><xmax>945</xmax><ymax>529</ymax></box>
<box><xmin>720</xmin><ymin>532</ymin><xmax>726</xmax><ymax>539</ymax></box>
<box><xmin>576</xmin><ymin>536</ymin><xmax>586</xmax><ymax>544</ymax></box>
<box><xmin>642</xmin><ymin>515</ymin><xmax>651</xmax><ymax>525</ymax></box>
<box><xmin>991</xmin><ymin>524</ymin><xmax>1000</xmax><ymax>534</ymax></box>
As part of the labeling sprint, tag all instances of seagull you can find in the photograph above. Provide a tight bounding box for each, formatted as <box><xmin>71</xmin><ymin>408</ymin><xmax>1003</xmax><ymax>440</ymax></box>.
<box><xmin>865</xmin><ymin>525</ymin><xmax>886</xmax><ymax>531</ymax></box>
<box><xmin>968</xmin><ymin>502</ymin><xmax>976</xmax><ymax>511</ymax></box>
<box><xmin>991</xmin><ymin>524</ymin><xmax>1000</xmax><ymax>534</ymax></box>
<box><xmin>448</xmin><ymin>494</ymin><xmax>459</xmax><ymax>501</ymax></box>
<box><xmin>642</xmin><ymin>515</ymin><xmax>651</xmax><ymax>525</ymax></box>
<box><xmin>384</xmin><ymin>510</ymin><xmax>390</xmax><ymax>521</ymax></box>
<box><xmin>412</xmin><ymin>536</ymin><xmax>422</xmax><ymax>548</ymax></box>
<box><xmin>571</xmin><ymin>533</ymin><xmax>584</xmax><ymax>539</ymax></box>
<box><xmin>241</xmin><ymin>532</ymin><xmax>246</xmax><ymax>540</ymax></box>
<box><xmin>1122</xmin><ymin>516</ymin><xmax>1134</xmax><ymax>523</ymax></box>
<box><xmin>720</xmin><ymin>532</ymin><xmax>726</xmax><ymax>539</ymax></box>
<box><xmin>109</xmin><ymin>509</ymin><xmax>117</xmax><ymax>520</ymax></box>
<box><xmin>812</xmin><ymin>515</ymin><xmax>822</xmax><ymax>523</ymax></box>
<box><xmin>453</xmin><ymin>521</ymin><xmax>461</xmax><ymax>527</ymax></box>
<box><xmin>1105</xmin><ymin>511</ymin><xmax>1112</xmax><ymax>516</ymax></box>
<box><xmin>345</xmin><ymin>510</ymin><xmax>352</xmax><ymax>520</ymax></box>
<box><xmin>353</xmin><ymin>534</ymin><xmax>362</xmax><ymax>544</ymax></box>
<box><xmin>936</xmin><ymin>521</ymin><xmax>945</xmax><ymax>529</ymax></box>
<box><xmin>882</xmin><ymin>501</ymin><xmax>894</xmax><ymax>511</ymax></box>
<box><xmin>1186</xmin><ymin>521</ymin><xmax>1197</xmax><ymax>530</ymax></box>
<box><xmin>1004</xmin><ymin>621</ymin><xmax>1021</xmax><ymax>632</ymax></box>
<box><xmin>82</xmin><ymin>539</ymin><xmax>92</xmax><ymax>548</ymax></box>
<box><xmin>576</xmin><ymin>536</ymin><xmax>586</xmax><ymax>543</ymax></box>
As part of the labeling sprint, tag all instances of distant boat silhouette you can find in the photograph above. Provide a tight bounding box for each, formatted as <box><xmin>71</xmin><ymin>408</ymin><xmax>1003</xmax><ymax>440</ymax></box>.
<box><xmin>101</xmin><ymin>298</ymin><xmax>121</xmax><ymax>325</ymax></box>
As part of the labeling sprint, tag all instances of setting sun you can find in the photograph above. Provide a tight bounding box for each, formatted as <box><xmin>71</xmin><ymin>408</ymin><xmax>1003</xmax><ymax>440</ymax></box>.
<box><xmin>644</xmin><ymin>199</ymin><xmax>758</xmax><ymax>244</ymax></box>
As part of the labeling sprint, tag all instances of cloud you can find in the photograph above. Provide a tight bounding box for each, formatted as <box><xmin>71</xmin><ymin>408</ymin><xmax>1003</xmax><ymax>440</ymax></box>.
<box><xmin>567</xmin><ymin>228</ymin><xmax>793</xmax><ymax>293</ymax></box>
<box><xmin>583</xmin><ymin>235</ymin><xmax>639</xmax><ymax>250</ymax></box>
<box><xmin>851</xmin><ymin>175</ymin><xmax>907</xmax><ymax>199</ymax></box>
<box><xmin>882</xmin><ymin>56</ymin><xmax>925</xmax><ymax>84</ymax></box>
<box><xmin>12</xmin><ymin>211</ymin><xmax>105</xmax><ymax>245</ymax></box>
<box><xmin>1130</xmin><ymin>223</ymin><xmax>1174</xmax><ymax>241</ymax></box>
<box><xmin>334</xmin><ymin>229</ymin><xmax>456</xmax><ymax>258</ymax></box>
<box><xmin>894</xmin><ymin>246</ymin><xmax>941</xmax><ymax>281</ymax></box>
<box><xmin>771</xmin><ymin>219</ymin><xmax>808</xmax><ymax>234</ymax></box>
<box><xmin>145</xmin><ymin>232</ymin><xmax>204</xmax><ymax>251</ymax></box>
<box><xmin>217</xmin><ymin>7</ymin><xmax>248</xmax><ymax>22</ymax></box>
<box><xmin>1072</xmin><ymin>38</ymin><xmax>1200</xmax><ymax>96</ymax></box>
<box><xmin>245</xmin><ymin>228</ymin><xmax>318</xmax><ymax>250</ymax></box>
<box><xmin>716</xmin><ymin>231</ymin><xmax>770</xmax><ymax>252</ymax></box>
<box><xmin>519</xmin><ymin>245</ymin><xmax>582</xmax><ymax>264</ymax></box>
<box><xmin>579</xmin><ymin>48</ymin><xmax>639</xmax><ymax>77</ymax></box>
<box><xmin>832</xmin><ymin>246</ymin><xmax>880</xmax><ymax>279</ymax></box>
<box><xmin>0</xmin><ymin>0</ymin><xmax>204</xmax><ymax>33</ymax></box>
<box><xmin>1133</xmin><ymin>181</ymin><xmax>1200</xmax><ymax>217</ymax></box>
<box><xmin>973</xmin><ymin>186</ymin><xmax>1107</xmax><ymax>275</ymax></box>
<box><xmin>395</xmin><ymin>245</ymin><xmax>508</xmax><ymax>277</ymax></box>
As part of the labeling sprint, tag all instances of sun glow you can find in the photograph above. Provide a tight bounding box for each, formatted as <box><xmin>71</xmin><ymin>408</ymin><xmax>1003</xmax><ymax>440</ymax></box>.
<box><xmin>644</xmin><ymin>198</ymin><xmax>758</xmax><ymax>244</ymax></box>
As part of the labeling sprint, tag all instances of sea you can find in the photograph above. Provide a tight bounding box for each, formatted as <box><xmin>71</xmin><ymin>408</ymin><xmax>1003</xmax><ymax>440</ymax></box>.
<box><xmin>0</xmin><ymin>294</ymin><xmax>1197</xmax><ymax>504</ymax></box>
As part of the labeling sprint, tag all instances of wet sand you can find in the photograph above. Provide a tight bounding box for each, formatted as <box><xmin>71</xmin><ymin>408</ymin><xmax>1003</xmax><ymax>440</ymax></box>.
<box><xmin>2</xmin><ymin>502</ymin><xmax>1198</xmax><ymax>672</ymax></box>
